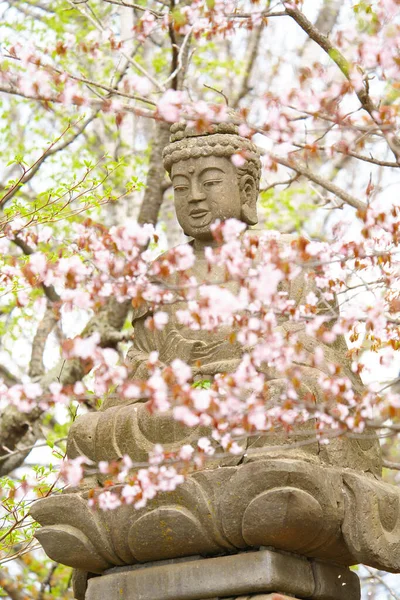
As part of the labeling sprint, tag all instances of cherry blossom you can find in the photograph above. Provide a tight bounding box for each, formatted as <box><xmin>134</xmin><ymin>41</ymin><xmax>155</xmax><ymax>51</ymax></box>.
<box><xmin>157</xmin><ymin>90</ymin><xmax>186</xmax><ymax>122</ymax></box>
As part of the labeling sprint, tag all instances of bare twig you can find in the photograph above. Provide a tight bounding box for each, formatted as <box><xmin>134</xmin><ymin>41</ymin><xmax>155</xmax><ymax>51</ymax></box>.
<box><xmin>299</xmin><ymin>0</ymin><xmax>342</xmax><ymax>58</ymax></box>
<box><xmin>232</xmin><ymin>20</ymin><xmax>265</xmax><ymax>108</ymax></box>
<box><xmin>0</xmin><ymin>298</ymin><xmax>131</xmax><ymax>477</ymax></box>
<box><xmin>228</xmin><ymin>10</ymin><xmax>286</xmax><ymax>19</ymax></box>
<box><xmin>163</xmin><ymin>27</ymin><xmax>193</xmax><ymax>87</ymax></box>
<box><xmin>364</xmin><ymin>567</ymin><xmax>400</xmax><ymax>600</ymax></box>
<box><xmin>0</xmin><ymin>114</ymin><xmax>98</xmax><ymax>207</ymax></box>
<box><xmin>383</xmin><ymin>460</ymin><xmax>400</xmax><ymax>471</ymax></box>
<box><xmin>204</xmin><ymin>84</ymin><xmax>229</xmax><ymax>106</ymax></box>
<box><xmin>38</xmin><ymin>563</ymin><xmax>58</xmax><ymax>600</ymax></box>
<box><xmin>68</xmin><ymin>0</ymin><xmax>165</xmax><ymax>92</ymax></box>
<box><xmin>283</xmin><ymin>3</ymin><xmax>400</xmax><ymax>162</ymax></box>
<box><xmin>269</xmin><ymin>152</ymin><xmax>367</xmax><ymax>211</ymax></box>
<box><xmin>0</xmin><ymin>567</ymin><xmax>33</xmax><ymax>600</ymax></box>
<box><xmin>294</xmin><ymin>143</ymin><xmax>400</xmax><ymax>168</ymax></box>
<box><xmin>260</xmin><ymin>175</ymin><xmax>299</xmax><ymax>193</ymax></box>
<box><xmin>3</xmin><ymin>54</ymin><xmax>157</xmax><ymax>106</ymax></box>
<box><xmin>12</xmin><ymin>236</ymin><xmax>61</xmax><ymax>303</ymax></box>
<box><xmin>102</xmin><ymin>0</ymin><xmax>162</xmax><ymax>17</ymax></box>
<box><xmin>0</xmin><ymin>438</ymin><xmax>67</xmax><ymax>465</ymax></box>
<box><xmin>0</xmin><ymin>364</ymin><xmax>19</xmax><ymax>386</ymax></box>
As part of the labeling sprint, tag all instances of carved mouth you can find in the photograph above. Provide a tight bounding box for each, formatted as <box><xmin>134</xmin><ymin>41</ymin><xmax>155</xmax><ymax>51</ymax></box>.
<box><xmin>190</xmin><ymin>209</ymin><xmax>209</xmax><ymax>219</ymax></box>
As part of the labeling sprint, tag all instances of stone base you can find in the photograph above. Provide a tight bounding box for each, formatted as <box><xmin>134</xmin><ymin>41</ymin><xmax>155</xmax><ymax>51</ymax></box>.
<box><xmin>84</xmin><ymin>548</ymin><xmax>360</xmax><ymax>600</ymax></box>
<box><xmin>227</xmin><ymin>596</ymin><xmax>298</xmax><ymax>600</ymax></box>
<box><xmin>231</xmin><ymin>596</ymin><xmax>298</xmax><ymax>600</ymax></box>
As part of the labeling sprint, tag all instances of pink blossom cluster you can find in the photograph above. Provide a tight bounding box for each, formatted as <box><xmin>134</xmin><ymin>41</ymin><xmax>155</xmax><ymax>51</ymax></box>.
<box><xmin>1</xmin><ymin>207</ymin><xmax>400</xmax><ymax>504</ymax></box>
<box><xmin>333</xmin><ymin>2</ymin><xmax>400</xmax><ymax>83</ymax></box>
<box><xmin>156</xmin><ymin>89</ymin><xmax>231</xmax><ymax>125</ymax></box>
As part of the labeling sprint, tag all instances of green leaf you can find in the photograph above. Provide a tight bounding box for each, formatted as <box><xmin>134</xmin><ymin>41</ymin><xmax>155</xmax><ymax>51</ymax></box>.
<box><xmin>192</xmin><ymin>379</ymin><xmax>212</xmax><ymax>389</ymax></box>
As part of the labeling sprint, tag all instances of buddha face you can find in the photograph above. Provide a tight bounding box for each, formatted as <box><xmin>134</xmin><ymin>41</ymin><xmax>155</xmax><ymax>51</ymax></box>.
<box><xmin>171</xmin><ymin>155</ymin><xmax>256</xmax><ymax>242</ymax></box>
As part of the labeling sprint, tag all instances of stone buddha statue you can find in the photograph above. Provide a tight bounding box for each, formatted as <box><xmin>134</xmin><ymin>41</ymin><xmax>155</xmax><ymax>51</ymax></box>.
<box><xmin>31</xmin><ymin>120</ymin><xmax>400</xmax><ymax>600</ymax></box>
<box><xmin>66</xmin><ymin>120</ymin><xmax>379</xmax><ymax>473</ymax></box>
<box><xmin>122</xmin><ymin>120</ymin><xmax>262</xmax><ymax>384</ymax></box>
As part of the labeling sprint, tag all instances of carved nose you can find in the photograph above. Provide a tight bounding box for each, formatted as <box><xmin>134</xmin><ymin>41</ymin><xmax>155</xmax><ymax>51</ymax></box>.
<box><xmin>188</xmin><ymin>180</ymin><xmax>206</xmax><ymax>202</ymax></box>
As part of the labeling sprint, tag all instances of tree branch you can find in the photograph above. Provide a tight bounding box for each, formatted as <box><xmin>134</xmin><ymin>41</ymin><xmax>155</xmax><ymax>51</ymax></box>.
<box><xmin>137</xmin><ymin>121</ymin><xmax>171</xmax><ymax>226</ymax></box>
<box><xmin>0</xmin><ymin>113</ymin><xmax>98</xmax><ymax>207</ymax></box>
<box><xmin>0</xmin><ymin>438</ymin><xmax>66</xmax><ymax>466</ymax></box>
<box><xmin>364</xmin><ymin>567</ymin><xmax>400</xmax><ymax>600</ymax></box>
<box><xmin>102</xmin><ymin>0</ymin><xmax>162</xmax><ymax>17</ymax></box>
<box><xmin>383</xmin><ymin>460</ymin><xmax>400</xmax><ymax>471</ymax></box>
<box><xmin>163</xmin><ymin>26</ymin><xmax>192</xmax><ymax>88</ymax></box>
<box><xmin>68</xmin><ymin>0</ymin><xmax>165</xmax><ymax>92</ymax></box>
<box><xmin>232</xmin><ymin>20</ymin><xmax>264</xmax><ymax>108</ymax></box>
<box><xmin>294</xmin><ymin>143</ymin><xmax>400</xmax><ymax>168</ymax></box>
<box><xmin>0</xmin><ymin>406</ymin><xmax>42</xmax><ymax>477</ymax></box>
<box><xmin>12</xmin><ymin>236</ymin><xmax>61</xmax><ymax>303</ymax></box>
<box><xmin>137</xmin><ymin>1</ymin><xmax>191</xmax><ymax>226</ymax></box>
<box><xmin>0</xmin><ymin>567</ymin><xmax>33</xmax><ymax>600</ymax></box>
<box><xmin>29</xmin><ymin>304</ymin><xmax>60</xmax><ymax>379</ymax></box>
<box><xmin>0</xmin><ymin>364</ymin><xmax>19</xmax><ymax>387</ymax></box>
<box><xmin>0</xmin><ymin>83</ymin><xmax>154</xmax><ymax>119</ymax></box>
<box><xmin>0</xmin><ymin>297</ymin><xmax>131</xmax><ymax>477</ymax></box>
<box><xmin>299</xmin><ymin>0</ymin><xmax>342</xmax><ymax>57</ymax></box>
<box><xmin>269</xmin><ymin>152</ymin><xmax>367</xmax><ymax>211</ymax></box>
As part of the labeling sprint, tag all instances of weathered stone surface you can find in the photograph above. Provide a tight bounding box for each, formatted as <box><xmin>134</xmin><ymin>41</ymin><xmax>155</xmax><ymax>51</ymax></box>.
<box><xmin>31</xmin><ymin>493</ymin><xmax>122</xmax><ymax>572</ymax></box>
<box><xmin>219</xmin><ymin>460</ymin><xmax>343</xmax><ymax>557</ymax></box>
<box><xmin>72</xmin><ymin>570</ymin><xmax>96</xmax><ymax>600</ymax></box>
<box><xmin>33</xmin><ymin>456</ymin><xmax>400</xmax><ymax>572</ymax></box>
<box><xmin>85</xmin><ymin>550</ymin><xmax>315</xmax><ymax>600</ymax></box>
<box><xmin>84</xmin><ymin>549</ymin><xmax>359</xmax><ymax>600</ymax></box>
<box><xmin>342</xmin><ymin>472</ymin><xmax>400</xmax><ymax>572</ymax></box>
<box><xmin>225</xmin><ymin>596</ymin><xmax>298</xmax><ymax>600</ymax></box>
<box><xmin>311</xmin><ymin>560</ymin><xmax>360</xmax><ymax>600</ymax></box>
<box><xmin>225</xmin><ymin>597</ymin><xmax>300</xmax><ymax>600</ymax></box>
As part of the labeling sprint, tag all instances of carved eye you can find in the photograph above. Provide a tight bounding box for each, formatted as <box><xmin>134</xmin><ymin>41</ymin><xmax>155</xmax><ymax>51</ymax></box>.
<box><xmin>174</xmin><ymin>185</ymin><xmax>189</xmax><ymax>193</ymax></box>
<box><xmin>203</xmin><ymin>179</ymin><xmax>222</xmax><ymax>189</ymax></box>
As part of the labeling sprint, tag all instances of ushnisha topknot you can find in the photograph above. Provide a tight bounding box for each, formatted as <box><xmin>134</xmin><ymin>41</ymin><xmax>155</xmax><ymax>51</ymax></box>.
<box><xmin>168</xmin><ymin>120</ymin><xmax>239</xmax><ymax>142</ymax></box>
<box><xmin>162</xmin><ymin>120</ymin><xmax>262</xmax><ymax>197</ymax></box>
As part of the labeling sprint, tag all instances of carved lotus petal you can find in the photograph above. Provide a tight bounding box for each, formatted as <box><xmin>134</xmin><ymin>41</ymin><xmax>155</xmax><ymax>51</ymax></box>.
<box><xmin>128</xmin><ymin>505</ymin><xmax>218</xmax><ymax>561</ymax></box>
<box><xmin>35</xmin><ymin>525</ymin><xmax>110</xmax><ymax>573</ymax></box>
<box><xmin>242</xmin><ymin>487</ymin><xmax>324</xmax><ymax>552</ymax></box>
<box><xmin>219</xmin><ymin>459</ymin><xmax>343</xmax><ymax>557</ymax></box>
<box><xmin>31</xmin><ymin>493</ymin><xmax>122</xmax><ymax>569</ymax></box>
<box><xmin>342</xmin><ymin>472</ymin><xmax>400</xmax><ymax>572</ymax></box>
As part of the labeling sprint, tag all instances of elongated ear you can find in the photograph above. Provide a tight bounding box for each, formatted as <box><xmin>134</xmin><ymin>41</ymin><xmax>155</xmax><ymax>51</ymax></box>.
<box><xmin>240</xmin><ymin>175</ymin><xmax>258</xmax><ymax>225</ymax></box>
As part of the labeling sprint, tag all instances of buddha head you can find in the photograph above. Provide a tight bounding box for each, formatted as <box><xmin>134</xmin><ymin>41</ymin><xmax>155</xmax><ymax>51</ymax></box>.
<box><xmin>162</xmin><ymin>120</ymin><xmax>262</xmax><ymax>242</ymax></box>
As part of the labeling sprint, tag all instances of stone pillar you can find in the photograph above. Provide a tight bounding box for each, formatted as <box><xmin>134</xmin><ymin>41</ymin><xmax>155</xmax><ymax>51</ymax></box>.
<box><xmin>83</xmin><ymin>550</ymin><xmax>360</xmax><ymax>600</ymax></box>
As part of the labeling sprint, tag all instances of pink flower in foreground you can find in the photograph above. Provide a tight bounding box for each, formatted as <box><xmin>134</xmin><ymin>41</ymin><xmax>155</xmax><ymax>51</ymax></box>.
<box><xmin>98</xmin><ymin>491</ymin><xmax>122</xmax><ymax>511</ymax></box>
<box><xmin>220</xmin><ymin>218</ymin><xmax>246</xmax><ymax>242</ymax></box>
<box><xmin>68</xmin><ymin>332</ymin><xmax>101</xmax><ymax>359</ymax></box>
<box><xmin>231</xmin><ymin>153</ymin><xmax>246</xmax><ymax>167</ymax></box>
<box><xmin>149</xmin><ymin>444</ymin><xmax>164</xmax><ymax>465</ymax></box>
<box><xmin>179</xmin><ymin>444</ymin><xmax>194</xmax><ymax>461</ymax></box>
<box><xmin>238</xmin><ymin>123</ymin><xmax>252</xmax><ymax>138</ymax></box>
<box><xmin>171</xmin><ymin>359</ymin><xmax>192</xmax><ymax>385</ymax></box>
<box><xmin>173</xmin><ymin>405</ymin><xmax>199</xmax><ymax>427</ymax></box>
<box><xmin>153</xmin><ymin>311</ymin><xmax>169</xmax><ymax>330</ymax></box>
<box><xmin>60</xmin><ymin>457</ymin><xmax>86</xmax><ymax>488</ymax></box>
<box><xmin>197</xmin><ymin>437</ymin><xmax>215</xmax><ymax>456</ymax></box>
<box><xmin>157</xmin><ymin>89</ymin><xmax>186</xmax><ymax>122</ymax></box>
<box><xmin>172</xmin><ymin>244</ymin><xmax>195</xmax><ymax>271</ymax></box>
